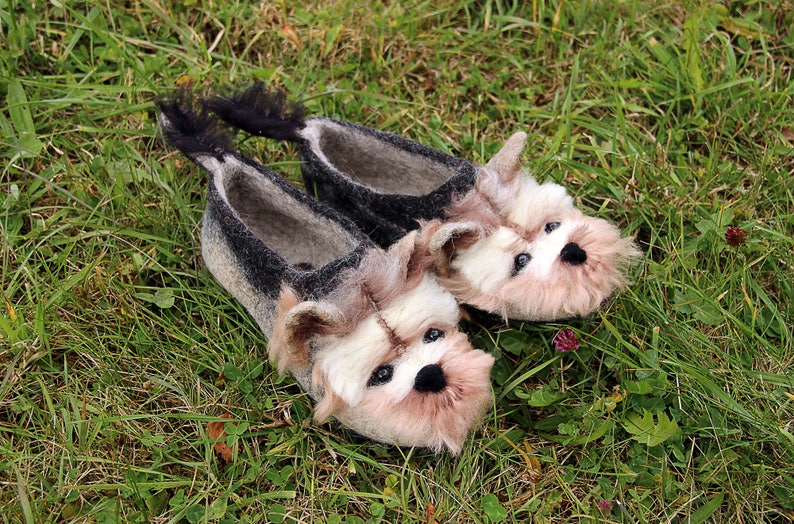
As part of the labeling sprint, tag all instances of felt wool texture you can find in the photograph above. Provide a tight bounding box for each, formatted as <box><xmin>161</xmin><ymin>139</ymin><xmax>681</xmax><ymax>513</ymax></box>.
<box><xmin>204</xmin><ymin>83</ymin><xmax>641</xmax><ymax>322</ymax></box>
<box><xmin>204</xmin><ymin>83</ymin><xmax>478</xmax><ymax>247</ymax></box>
<box><xmin>157</xmin><ymin>93</ymin><xmax>494</xmax><ymax>453</ymax></box>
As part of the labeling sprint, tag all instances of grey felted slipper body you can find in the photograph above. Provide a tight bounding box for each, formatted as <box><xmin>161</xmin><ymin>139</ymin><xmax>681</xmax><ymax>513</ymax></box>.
<box><xmin>206</xmin><ymin>84</ymin><xmax>641</xmax><ymax>322</ymax></box>
<box><xmin>157</xmin><ymin>93</ymin><xmax>494</xmax><ymax>453</ymax></box>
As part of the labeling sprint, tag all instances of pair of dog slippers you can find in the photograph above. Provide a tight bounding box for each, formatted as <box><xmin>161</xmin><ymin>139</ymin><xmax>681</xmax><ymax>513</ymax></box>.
<box><xmin>156</xmin><ymin>85</ymin><xmax>639</xmax><ymax>453</ymax></box>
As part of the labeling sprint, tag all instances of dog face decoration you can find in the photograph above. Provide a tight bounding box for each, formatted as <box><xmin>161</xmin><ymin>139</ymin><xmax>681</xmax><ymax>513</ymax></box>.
<box><xmin>269</xmin><ymin>235</ymin><xmax>495</xmax><ymax>453</ymax></box>
<box><xmin>424</xmin><ymin>132</ymin><xmax>641</xmax><ymax>321</ymax></box>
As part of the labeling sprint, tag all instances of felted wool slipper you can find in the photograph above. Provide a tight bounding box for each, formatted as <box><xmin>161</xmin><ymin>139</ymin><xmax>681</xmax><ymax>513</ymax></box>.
<box><xmin>204</xmin><ymin>84</ymin><xmax>641</xmax><ymax>322</ymax></box>
<box><xmin>157</xmin><ymin>92</ymin><xmax>494</xmax><ymax>454</ymax></box>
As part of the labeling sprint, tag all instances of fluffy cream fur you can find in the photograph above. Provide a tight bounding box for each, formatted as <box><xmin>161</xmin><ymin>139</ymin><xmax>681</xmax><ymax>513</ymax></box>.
<box><xmin>268</xmin><ymin>234</ymin><xmax>494</xmax><ymax>453</ymax></box>
<box><xmin>353</xmin><ymin>330</ymin><xmax>495</xmax><ymax>453</ymax></box>
<box><xmin>421</xmin><ymin>132</ymin><xmax>641</xmax><ymax>321</ymax></box>
<box><xmin>444</xmin><ymin>205</ymin><xmax>640</xmax><ymax>320</ymax></box>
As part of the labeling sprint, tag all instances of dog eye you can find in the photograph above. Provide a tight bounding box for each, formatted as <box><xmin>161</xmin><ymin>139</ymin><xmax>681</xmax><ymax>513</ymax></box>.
<box><xmin>544</xmin><ymin>221</ymin><xmax>561</xmax><ymax>234</ymax></box>
<box><xmin>367</xmin><ymin>365</ymin><xmax>394</xmax><ymax>387</ymax></box>
<box><xmin>423</xmin><ymin>328</ymin><xmax>445</xmax><ymax>343</ymax></box>
<box><xmin>513</xmin><ymin>253</ymin><xmax>531</xmax><ymax>275</ymax></box>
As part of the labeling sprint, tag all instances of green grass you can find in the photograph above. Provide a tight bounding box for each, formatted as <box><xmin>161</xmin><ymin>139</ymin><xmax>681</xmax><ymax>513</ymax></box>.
<box><xmin>2</xmin><ymin>0</ymin><xmax>793</xmax><ymax>522</ymax></box>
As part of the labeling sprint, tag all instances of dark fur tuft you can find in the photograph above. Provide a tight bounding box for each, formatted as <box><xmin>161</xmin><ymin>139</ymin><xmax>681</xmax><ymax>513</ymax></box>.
<box><xmin>203</xmin><ymin>82</ymin><xmax>306</xmax><ymax>141</ymax></box>
<box><xmin>156</xmin><ymin>89</ymin><xmax>233</xmax><ymax>160</ymax></box>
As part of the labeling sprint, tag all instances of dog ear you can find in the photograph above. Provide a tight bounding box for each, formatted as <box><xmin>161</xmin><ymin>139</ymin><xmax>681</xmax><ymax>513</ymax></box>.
<box><xmin>408</xmin><ymin>221</ymin><xmax>484</xmax><ymax>277</ymax></box>
<box><xmin>312</xmin><ymin>382</ymin><xmax>346</xmax><ymax>423</ymax></box>
<box><xmin>484</xmin><ymin>131</ymin><xmax>527</xmax><ymax>184</ymax></box>
<box><xmin>427</xmin><ymin>221</ymin><xmax>484</xmax><ymax>257</ymax></box>
<box><xmin>385</xmin><ymin>229</ymin><xmax>428</xmax><ymax>284</ymax></box>
<box><xmin>309</xmin><ymin>357</ymin><xmax>350</xmax><ymax>423</ymax></box>
<box><xmin>269</xmin><ymin>287</ymin><xmax>342</xmax><ymax>373</ymax></box>
<box><xmin>388</xmin><ymin>229</ymin><xmax>420</xmax><ymax>268</ymax></box>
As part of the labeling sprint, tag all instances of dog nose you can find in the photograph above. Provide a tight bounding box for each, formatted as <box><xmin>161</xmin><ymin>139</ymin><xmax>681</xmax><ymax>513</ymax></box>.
<box><xmin>560</xmin><ymin>242</ymin><xmax>587</xmax><ymax>265</ymax></box>
<box><xmin>414</xmin><ymin>364</ymin><xmax>447</xmax><ymax>393</ymax></box>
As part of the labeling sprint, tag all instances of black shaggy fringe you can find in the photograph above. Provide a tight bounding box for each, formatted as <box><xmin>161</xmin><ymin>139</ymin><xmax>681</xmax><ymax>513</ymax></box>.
<box><xmin>156</xmin><ymin>89</ymin><xmax>233</xmax><ymax>160</ymax></box>
<box><xmin>203</xmin><ymin>82</ymin><xmax>306</xmax><ymax>141</ymax></box>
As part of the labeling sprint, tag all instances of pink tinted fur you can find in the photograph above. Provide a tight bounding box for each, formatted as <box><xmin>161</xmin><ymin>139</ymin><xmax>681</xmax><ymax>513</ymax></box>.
<box><xmin>267</xmin><ymin>233</ymin><xmax>494</xmax><ymax>453</ymax></box>
<box><xmin>356</xmin><ymin>332</ymin><xmax>494</xmax><ymax>453</ymax></box>
<box><xmin>421</xmin><ymin>165</ymin><xmax>640</xmax><ymax>321</ymax></box>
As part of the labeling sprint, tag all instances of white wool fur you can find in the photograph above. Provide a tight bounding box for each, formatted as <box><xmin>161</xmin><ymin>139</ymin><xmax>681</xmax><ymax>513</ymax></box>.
<box><xmin>315</xmin><ymin>313</ymin><xmax>387</xmax><ymax>406</ymax></box>
<box><xmin>501</xmin><ymin>173</ymin><xmax>573</xmax><ymax>226</ymax></box>
<box><xmin>523</xmin><ymin>217</ymin><xmax>583</xmax><ymax>280</ymax></box>
<box><xmin>380</xmin><ymin>274</ymin><xmax>460</xmax><ymax>341</ymax></box>
<box><xmin>451</xmin><ymin>227</ymin><xmax>522</xmax><ymax>295</ymax></box>
<box><xmin>431</xmin><ymin>131</ymin><xmax>642</xmax><ymax>321</ymax></box>
<box><xmin>315</xmin><ymin>274</ymin><xmax>460</xmax><ymax>407</ymax></box>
